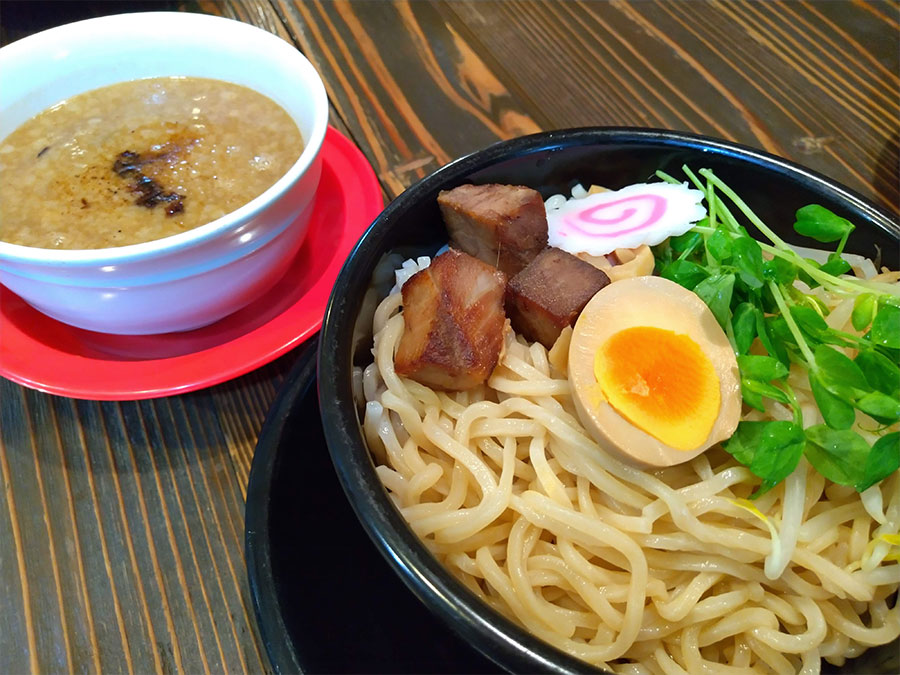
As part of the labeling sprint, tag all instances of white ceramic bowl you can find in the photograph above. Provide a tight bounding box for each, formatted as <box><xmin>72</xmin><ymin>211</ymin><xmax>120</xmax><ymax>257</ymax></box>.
<box><xmin>0</xmin><ymin>12</ymin><xmax>329</xmax><ymax>334</ymax></box>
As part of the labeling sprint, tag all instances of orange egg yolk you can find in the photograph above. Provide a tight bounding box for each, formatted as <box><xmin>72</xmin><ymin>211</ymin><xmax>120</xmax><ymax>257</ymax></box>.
<box><xmin>593</xmin><ymin>326</ymin><xmax>721</xmax><ymax>451</ymax></box>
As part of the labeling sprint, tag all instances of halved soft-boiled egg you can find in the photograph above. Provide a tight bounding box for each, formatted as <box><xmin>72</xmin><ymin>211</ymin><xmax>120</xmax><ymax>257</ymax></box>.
<box><xmin>568</xmin><ymin>276</ymin><xmax>741</xmax><ymax>467</ymax></box>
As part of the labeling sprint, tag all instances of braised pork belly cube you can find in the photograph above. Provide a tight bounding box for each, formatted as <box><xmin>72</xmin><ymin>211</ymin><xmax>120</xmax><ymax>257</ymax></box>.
<box><xmin>395</xmin><ymin>249</ymin><xmax>508</xmax><ymax>391</ymax></box>
<box><xmin>506</xmin><ymin>247</ymin><xmax>610</xmax><ymax>348</ymax></box>
<box><xmin>437</xmin><ymin>183</ymin><xmax>548</xmax><ymax>276</ymax></box>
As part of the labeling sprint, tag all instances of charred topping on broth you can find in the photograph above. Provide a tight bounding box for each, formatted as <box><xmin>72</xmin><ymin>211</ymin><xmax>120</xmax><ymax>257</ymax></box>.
<box><xmin>113</xmin><ymin>145</ymin><xmax>189</xmax><ymax>216</ymax></box>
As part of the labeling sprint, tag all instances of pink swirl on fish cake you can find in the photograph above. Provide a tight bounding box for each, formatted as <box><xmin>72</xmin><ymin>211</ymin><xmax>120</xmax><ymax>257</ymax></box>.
<box><xmin>559</xmin><ymin>194</ymin><xmax>667</xmax><ymax>240</ymax></box>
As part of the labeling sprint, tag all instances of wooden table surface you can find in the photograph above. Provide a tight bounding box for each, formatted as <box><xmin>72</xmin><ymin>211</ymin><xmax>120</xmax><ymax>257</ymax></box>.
<box><xmin>0</xmin><ymin>1</ymin><xmax>897</xmax><ymax>672</ymax></box>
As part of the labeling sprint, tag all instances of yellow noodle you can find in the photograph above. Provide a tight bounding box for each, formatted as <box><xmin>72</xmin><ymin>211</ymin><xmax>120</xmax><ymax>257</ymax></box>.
<box><xmin>362</xmin><ymin>288</ymin><xmax>900</xmax><ymax>672</ymax></box>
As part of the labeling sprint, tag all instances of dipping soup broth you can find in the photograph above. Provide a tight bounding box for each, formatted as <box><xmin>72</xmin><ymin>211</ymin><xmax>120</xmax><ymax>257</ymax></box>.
<box><xmin>0</xmin><ymin>77</ymin><xmax>303</xmax><ymax>249</ymax></box>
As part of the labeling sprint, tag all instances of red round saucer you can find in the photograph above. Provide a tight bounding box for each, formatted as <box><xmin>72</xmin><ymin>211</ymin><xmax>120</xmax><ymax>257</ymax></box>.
<box><xmin>0</xmin><ymin>126</ymin><xmax>383</xmax><ymax>400</ymax></box>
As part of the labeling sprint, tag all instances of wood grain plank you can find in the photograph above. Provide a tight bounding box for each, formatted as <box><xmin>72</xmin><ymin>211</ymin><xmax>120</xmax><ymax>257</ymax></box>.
<box><xmin>444</xmin><ymin>1</ymin><xmax>779</xmax><ymax>146</ymax></box>
<box><xmin>853</xmin><ymin>0</ymin><xmax>900</xmax><ymax>28</ymax></box>
<box><xmin>272</xmin><ymin>0</ymin><xmax>541</xmax><ymax>194</ymax></box>
<box><xmin>772</xmin><ymin>2</ymin><xmax>898</xmax><ymax>113</ymax></box>
<box><xmin>207</xmin><ymin>351</ymin><xmax>295</xmax><ymax>498</ymax></box>
<box><xmin>74</xmin><ymin>399</ymin><xmax>171</xmax><ymax>673</ymax></box>
<box><xmin>654</xmin><ymin>0</ymin><xmax>897</xmax><ymax>207</ymax></box>
<box><xmin>157</xmin><ymin>393</ymin><xmax>268</xmax><ymax>670</ymax></box>
<box><xmin>107</xmin><ymin>402</ymin><xmax>216</xmax><ymax>674</ymax></box>
<box><xmin>213</xmin><ymin>377</ymin><xmax>277</xmax><ymax>497</ymax></box>
<box><xmin>445</xmin><ymin>0</ymin><xmax>898</xmax><ymax>210</ymax></box>
<box><xmin>0</xmin><ymin>386</ymin><xmax>40</xmax><ymax>674</ymax></box>
<box><xmin>23</xmin><ymin>393</ymin><xmax>95</xmax><ymax>674</ymax></box>
<box><xmin>6</xmin><ymin>393</ymin><xmax>73</xmax><ymax>674</ymax></box>
<box><xmin>38</xmin><ymin>399</ymin><xmax>103</xmax><ymax>675</ymax></box>
<box><xmin>129</xmin><ymin>399</ymin><xmax>247</xmax><ymax>672</ymax></box>
<box><xmin>1</xmin><ymin>378</ymin><xmax>273</xmax><ymax>673</ymax></box>
<box><xmin>170</xmin><ymin>430</ymin><xmax>255</xmax><ymax>670</ymax></box>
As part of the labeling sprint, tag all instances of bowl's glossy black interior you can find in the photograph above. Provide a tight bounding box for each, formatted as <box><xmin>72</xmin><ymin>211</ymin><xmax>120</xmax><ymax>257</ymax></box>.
<box><xmin>245</xmin><ymin>338</ymin><xmax>502</xmax><ymax>673</ymax></box>
<box><xmin>319</xmin><ymin>128</ymin><xmax>899</xmax><ymax>673</ymax></box>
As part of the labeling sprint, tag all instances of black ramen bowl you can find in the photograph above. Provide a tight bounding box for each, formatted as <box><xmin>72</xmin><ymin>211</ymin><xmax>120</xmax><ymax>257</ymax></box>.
<box><xmin>318</xmin><ymin>127</ymin><xmax>900</xmax><ymax>673</ymax></box>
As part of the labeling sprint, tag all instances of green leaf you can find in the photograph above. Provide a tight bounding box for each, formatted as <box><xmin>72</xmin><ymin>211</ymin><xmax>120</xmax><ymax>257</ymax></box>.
<box><xmin>876</xmin><ymin>345</ymin><xmax>900</xmax><ymax>369</ymax></box>
<box><xmin>724</xmin><ymin>421</ymin><xmax>766</xmax><ymax>466</ymax></box>
<box><xmin>871</xmin><ymin>304</ymin><xmax>900</xmax><ymax>349</ymax></box>
<box><xmin>762</xmin><ymin>256</ymin><xmax>796</xmax><ymax>285</ymax></box>
<box><xmin>856</xmin><ymin>432</ymin><xmax>900</xmax><ymax>492</ymax></box>
<box><xmin>694</xmin><ymin>273</ymin><xmax>735</xmax><ymax>330</ymax></box>
<box><xmin>742</xmin><ymin>378</ymin><xmax>791</xmax><ymax>406</ymax></box>
<box><xmin>820</xmin><ymin>254</ymin><xmax>851</xmax><ymax>277</ymax></box>
<box><xmin>852</xmin><ymin>294</ymin><xmax>877</xmax><ymax>332</ymax></box>
<box><xmin>789</xmin><ymin>294</ymin><xmax>835</xmax><ymax>337</ymax></box>
<box><xmin>732</xmin><ymin>236</ymin><xmax>765</xmax><ymax>290</ymax></box>
<box><xmin>791</xmin><ymin>305</ymin><xmax>830</xmax><ymax>342</ymax></box>
<box><xmin>724</xmin><ymin>421</ymin><xmax>805</xmax><ymax>494</ymax></box>
<box><xmin>810</xmin><ymin>372</ymin><xmax>855</xmax><ymax>430</ymax></box>
<box><xmin>741</xmin><ymin>387</ymin><xmax>765</xmax><ymax>411</ymax></box>
<box><xmin>654</xmin><ymin>246</ymin><xmax>673</xmax><ymax>269</ymax></box>
<box><xmin>738</xmin><ymin>354</ymin><xmax>789</xmax><ymax>381</ymax></box>
<box><xmin>793</xmin><ymin>204</ymin><xmax>855</xmax><ymax>243</ymax></box>
<box><xmin>753</xmin><ymin>312</ymin><xmax>781</xmax><ymax>365</ymax></box>
<box><xmin>760</xmin><ymin>283</ymin><xmax>779</xmax><ymax>314</ymax></box>
<box><xmin>855</xmin><ymin>391</ymin><xmax>900</xmax><ymax>424</ymax></box>
<box><xmin>855</xmin><ymin>349</ymin><xmax>900</xmax><ymax>398</ymax></box>
<box><xmin>660</xmin><ymin>260</ymin><xmax>709</xmax><ymax>290</ymax></box>
<box><xmin>804</xmin><ymin>425</ymin><xmax>869</xmax><ymax>487</ymax></box>
<box><xmin>670</xmin><ymin>230</ymin><xmax>702</xmax><ymax>256</ymax></box>
<box><xmin>732</xmin><ymin>303</ymin><xmax>759</xmax><ymax>355</ymax></box>
<box><xmin>814</xmin><ymin>344</ymin><xmax>871</xmax><ymax>393</ymax></box>
<box><xmin>798</xmin><ymin>259</ymin><xmax>822</xmax><ymax>289</ymax></box>
<box><xmin>706</xmin><ymin>227</ymin><xmax>733</xmax><ymax>262</ymax></box>
<box><xmin>765</xmin><ymin>316</ymin><xmax>794</xmax><ymax>365</ymax></box>
<box><xmin>749</xmin><ymin>421</ymin><xmax>805</xmax><ymax>488</ymax></box>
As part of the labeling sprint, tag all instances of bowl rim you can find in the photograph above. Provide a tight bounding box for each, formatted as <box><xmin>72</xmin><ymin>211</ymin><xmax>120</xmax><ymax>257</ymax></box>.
<box><xmin>318</xmin><ymin>126</ymin><xmax>899</xmax><ymax>673</ymax></box>
<box><xmin>0</xmin><ymin>11</ymin><xmax>328</xmax><ymax>265</ymax></box>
